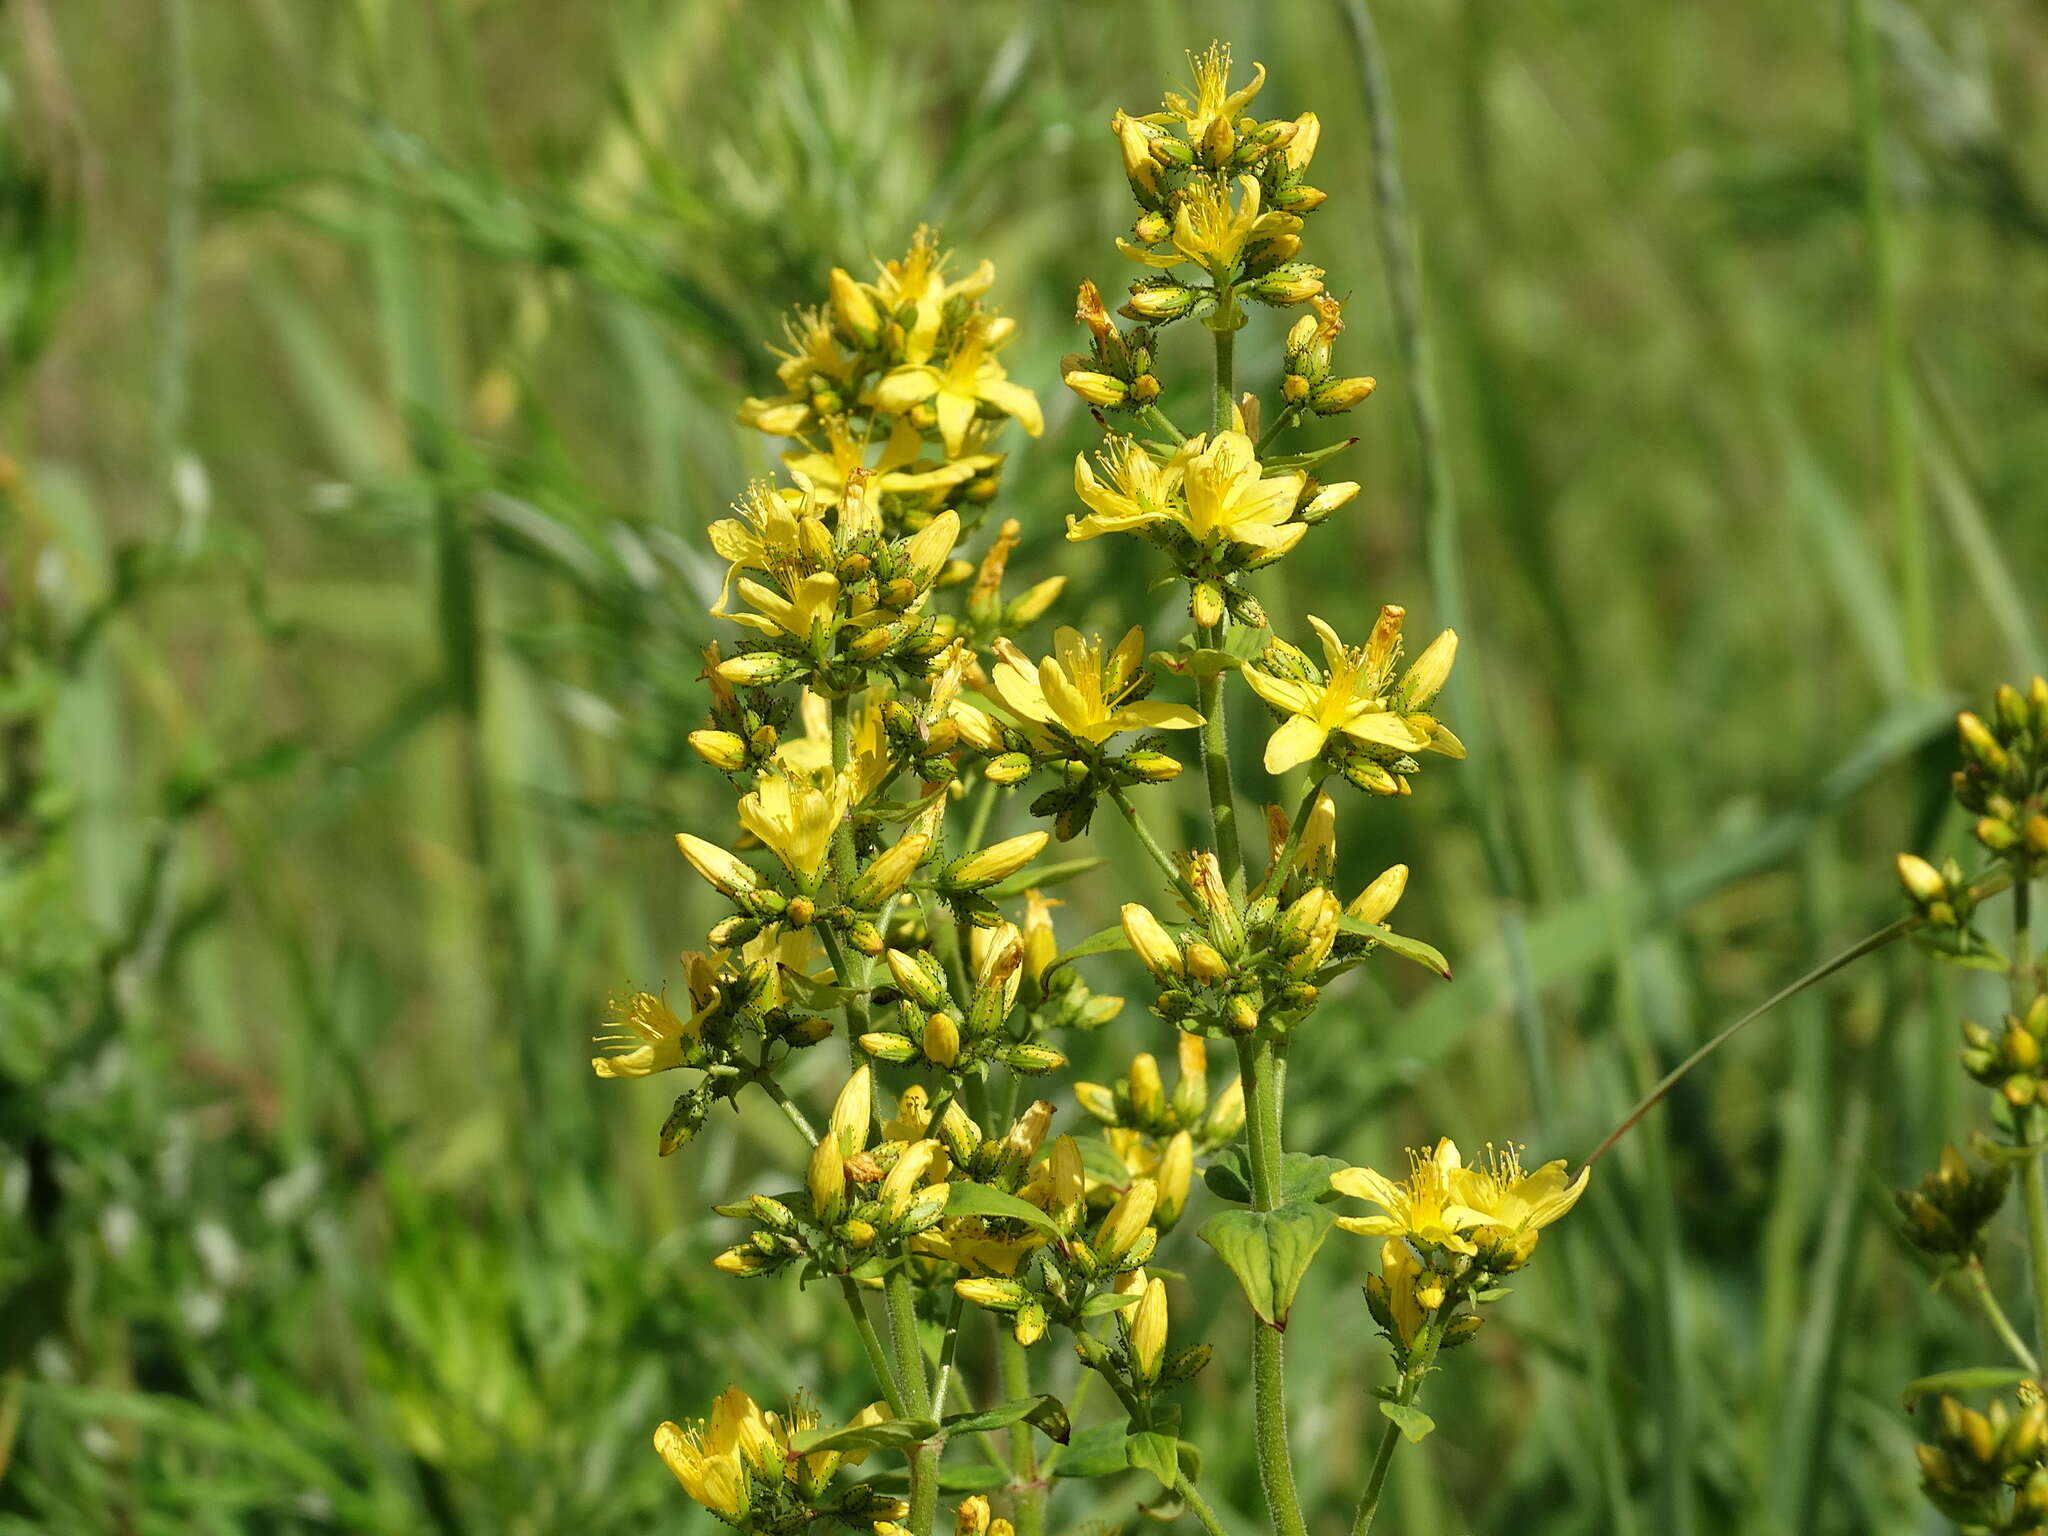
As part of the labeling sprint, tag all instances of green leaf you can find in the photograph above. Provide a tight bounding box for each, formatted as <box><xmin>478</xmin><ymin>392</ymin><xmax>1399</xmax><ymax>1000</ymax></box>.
<box><xmin>942</xmin><ymin>1394</ymin><xmax>1070</xmax><ymax>1445</ymax></box>
<box><xmin>1125</xmin><ymin>1430</ymin><xmax>1180</xmax><ymax>1490</ymax></box>
<box><xmin>1080</xmin><ymin>1290</ymin><xmax>1142</xmax><ymax>1317</ymax></box>
<box><xmin>1046</xmin><ymin>924</ymin><xmax>1131</xmax><ymax>976</ymax></box>
<box><xmin>1338</xmin><ymin>916</ymin><xmax>1453</xmax><ymax>979</ymax></box>
<box><xmin>788</xmin><ymin>1416</ymin><xmax>938</xmax><ymax>1456</ymax></box>
<box><xmin>1379</xmin><ymin>1402</ymin><xmax>1435</xmax><ymax>1443</ymax></box>
<box><xmin>943</xmin><ymin>1182</ymin><xmax>1065</xmax><ymax>1239</ymax></box>
<box><xmin>1901</xmin><ymin>1367</ymin><xmax>2034</xmax><ymax>1410</ymax></box>
<box><xmin>980</xmin><ymin>857</ymin><xmax>1103</xmax><ymax>901</ymax></box>
<box><xmin>1152</xmin><ymin>646</ymin><xmax>1243</xmax><ymax>678</ymax></box>
<box><xmin>1202</xmin><ymin>1148</ymin><xmax>1347</xmax><ymax>1207</ymax></box>
<box><xmin>1050</xmin><ymin>1424</ymin><xmax>1131</xmax><ymax>1478</ymax></box>
<box><xmin>1197</xmin><ymin>1198</ymin><xmax>1338</xmax><ymax>1326</ymax></box>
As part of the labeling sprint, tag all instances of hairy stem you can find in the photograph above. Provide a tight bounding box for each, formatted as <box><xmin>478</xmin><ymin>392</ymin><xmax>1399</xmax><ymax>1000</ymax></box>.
<box><xmin>1182</xmin><ymin>1478</ymin><xmax>1235</xmax><ymax>1536</ymax></box>
<box><xmin>1351</xmin><ymin>1323</ymin><xmax>1442</xmax><ymax>1535</ymax></box>
<box><xmin>1109</xmin><ymin>783</ymin><xmax>1195</xmax><ymax>899</ymax></box>
<box><xmin>999</xmin><ymin>1329</ymin><xmax>1045</xmax><ymax>1536</ymax></box>
<box><xmin>886</xmin><ymin>1267</ymin><xmax>939</xmax><ymax>1533</ymax></box>
<box><xmin>841</xmin><ymin>1277</ymin><xmax>909</xmax><ymax>1419</ymax></box>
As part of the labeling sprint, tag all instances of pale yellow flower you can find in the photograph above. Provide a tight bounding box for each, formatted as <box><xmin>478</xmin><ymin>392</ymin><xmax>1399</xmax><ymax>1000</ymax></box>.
<box><xmin>989</xmin><ymin>626</ymin><xmax>1202</xmax><ymax>747</ymax></box>
<box><xmin>1118</xmin><ymin>175</ymin><xmax>1299</xmax><ymax>275</ymax></box>
<box><xmin>739</xmin><ymin>770</ymin><xmax>856</xmax><ymax>884</ymax></box>
<box><xmin>590</xmin><ymin>954</ymin><xmax>720</xmax><ymax>1078</ymax></box>
<box><xmin>785</xmin><ymin>415</ymin><xmax>986</xmax><ymax>504</ymax></box>
<box><xmin>1155</xmin><ymin>41</ymin><xmax>1266</xmax><ymax>150</ymax></box>
<box><xmin>871</xmin><ymin>315</ymin><xmax>1044</xmax><ymax>458</ymax></box>
<box><xmin>1068</xmin><ymin>431</ymin><xmax>1305</xmax><ymax>558</ymax></box>
<box><xmin>1242</xmin><ymin>615</ymin><xmax>1441</xmax><ymax>775</ymax></box>
<box><xmin>867</xmin><ymin>226</ymin><xmax>996</xmax><ymax>366</ymax></box>
<box><xmin>1330</xmin><ymin>1139</ymin><xmax>1478</xmax><ymax>1255</ymax></box>
<box><xmin>1376</xmin><ymin>1237</ymin><xmax>1431</xmax><ymax>1349</ymax></box>
<box><xmin>1445</xmin><ymin>1145</ymin><xmax>1590</xmax><ymax>1235</ymax></box>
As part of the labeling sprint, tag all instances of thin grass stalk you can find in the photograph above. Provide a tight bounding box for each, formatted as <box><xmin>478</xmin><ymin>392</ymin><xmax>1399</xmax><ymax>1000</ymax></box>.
<box><xmin>1845</xmin><ymin>0</ymin><xmax>1931</xmax><ymax>690</ymax></box>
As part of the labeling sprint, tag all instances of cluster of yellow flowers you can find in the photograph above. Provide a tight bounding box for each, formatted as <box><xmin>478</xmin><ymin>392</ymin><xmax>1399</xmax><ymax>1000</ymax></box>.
<box><xmin>1891</xmin><ymin>682</ymin><xmax>2048</xmax><ymax>1534</ymax></box>
<box><xmin>598</xmin><ymin>45</ymin><xmax>1592</xmax><ymax>1536</ymax></box>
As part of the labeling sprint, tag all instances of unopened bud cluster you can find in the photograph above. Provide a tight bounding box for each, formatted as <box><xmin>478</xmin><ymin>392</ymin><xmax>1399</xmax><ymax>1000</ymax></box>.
<box><xmin>1917</xmin><ymin>1389</ymin><xmax>2048</xmax><ymax>1534</ymax></box>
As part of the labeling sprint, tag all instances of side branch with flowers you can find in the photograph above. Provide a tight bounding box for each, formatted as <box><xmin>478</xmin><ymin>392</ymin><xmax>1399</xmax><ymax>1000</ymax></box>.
<box><xmin>595</xmin><ymin>44</ymin><xmax>1590</xmax><ymax>1536</ymax></box>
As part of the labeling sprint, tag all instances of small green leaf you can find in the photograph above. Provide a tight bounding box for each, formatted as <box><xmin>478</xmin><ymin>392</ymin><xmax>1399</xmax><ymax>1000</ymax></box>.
<box><xmin>943</xmin><ymin>1182</ymin><xmax>1065</xmax><ymax>1240</ymax></box>
<box><xmin>1047</xmin><ymin>924</ymin><xmax>1132</xmax><ymax>976</ymax></box>
<box><xmin>1902</xmin><ymin>1367</ymin><xmax>2034</xmax><ymax>1410</ymax></box>
<box><xmin>1338</xmin><ymin>916</ymin><xmax>1452</xmax><ymax>979</ymax></box>
<box><xmin>1080</xmin><ymin>1290</ymin><xmax>1142</xmax><ymax>1316</ymax></box>
<box><xmin>788</xmin><ymin>1416</ymin><xmax>938</xmax><ymax>1456</ymax></box>
<box><xmin>1198</xmin><ymin>1198</ymin><xmax>1338</xmax><ymax>1326</ymax></box>
<box><xmin>1125</xmin><ymin>1430</ymin><xmax>1180</xmax><ymax>1490</ymax></box>
<box><xmin>1379</xmin><ymin>1403</ymin><xmax>1435</xmax><ymax>1443</ymax></box>
<box><xmin>942</xmin><ymin>1394</ymin><xmax>1070</xmax><ymax>1444</ymax></box>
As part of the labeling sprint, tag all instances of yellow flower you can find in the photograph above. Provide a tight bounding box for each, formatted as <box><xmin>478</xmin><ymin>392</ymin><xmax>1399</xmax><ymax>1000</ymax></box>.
<box><xmin>726</xmin><ymin>568</ymin><xmax>850</xmax><ymax>644</ymax></box>
<box><xmin>988</xmin><ymin>626</ymin><xmax>1202</xmax><ymax>747</ymax></box>
<box><xmin>1375</xmin><ymin>1237</ymin><xmax>1431</xmax><ymax>1349</ymax></box>
<box><xmin>736</xmin><ymin>306</ymin><xmax>862</xmax><ymax>436</ymax></box>
<box><xmin>1241</xmin><ymin>615</ymin><xmax>1441</xmax><ymax>775</ymax></box>
<box><xmin>785</xmin><ymin>415</ymin><xmax>986</xmax><ymax>505</ymax></box>
<box><xmin>590</xmin><ymin>960</ymin><xmax>718</xmax><ymax>1078</ymax></box>
<box><xmin>653</xmin><ymin>1385</ymin><xmax>783</xmax><ymax>1520</ymax></box>
<box><xmin>866</xmin><ymin>226</ymin><xmax>996</xmax><ymax>367</ymax></box>
<box><xmin>1118</xmin><ymin>175</ymin><xmax>1300</xmax><ymax>276</ymax></box>
<box><xmin>1156</xmin><ymin>41</ymin><xmax>1266</xmax><ymax>154</ymax></box>
<box><xmin>1068</xmin><ymin>431</ymin><xmax>1306</xmax><ymax>558</ymax></box>
<box><xmin>1445</xmin><ymin>1144</ymin><xmax>1590</xmax><ymax>1236</ymax></box>
<box><xmin>739</xmin><ymin>770</ymin><xmax>856</xmax><ymax>886</ymax></box>
<box><xmin>1330</xmin><ymin>1139</ymin><xmax>1478</xmax><ymax>1255</ymax></box>
<box><xmin>872</xmin><ymin>315</ymin><xmax>1044</xmax><ymax>458</ymax></box>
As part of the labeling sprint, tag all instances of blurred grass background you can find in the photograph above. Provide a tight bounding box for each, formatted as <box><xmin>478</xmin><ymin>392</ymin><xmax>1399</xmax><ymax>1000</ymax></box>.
<box><xmin>4</xmin><ymin>0</ymin><xmax>2047</xmax><ymax>1531</ymax></box>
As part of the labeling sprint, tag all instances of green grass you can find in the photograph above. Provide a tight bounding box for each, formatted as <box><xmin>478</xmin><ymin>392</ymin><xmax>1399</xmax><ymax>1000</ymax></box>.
<box><xmin>4</xmin><ymin>0</ymin><xmax>2047</xmax><ymax>1530</ymax></box>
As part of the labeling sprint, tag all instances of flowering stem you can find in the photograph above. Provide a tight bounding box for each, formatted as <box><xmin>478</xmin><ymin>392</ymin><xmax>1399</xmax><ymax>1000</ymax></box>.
<box><xmin>1265</xmin><ymin>776</ymin><xmax>1329</xmax><ymax>894</ymax></box>
<box><xmin>998</xmin><ymin>1329</ymin><xmax>1046</xmax><ymax>1536</ymax></box>
<box><xmin>840</xmin><ymin>1276</ymin><xmax>911</xmax><ymax>1420</ymax></box>
<box><xmin>1108</xmin><ymin>783</ymin><xmax>1196</xmax><ymax>900</ymax></box>
<box><xmin>1204</xmin><ymin>289</ymin><xmax>1304</xmax><ymax>1536</ymax></box>
<box><xmin>886</xmin><ymin>1265</ymin><xmax>940</xmax><ymax>1533</ymax></box>
<box><xmin>1145</xmin><ymin>404</ymin><xmax>1188</xmax><ymax>446</ymax></box>
<box><xmin>1964</xmin><ymin>1257</ymin><xmax>2039</xmax><ymax>1376</ymax></box>
<box><xmin>2014</xmin><ymin>879</ymin><xmax>2048</xmax><ymax>1358</ymax></box>
<box><xmin>1351</xmin><ymin>1324</ymin><xmax>1442</xmax><ymax>1536</ymax></box>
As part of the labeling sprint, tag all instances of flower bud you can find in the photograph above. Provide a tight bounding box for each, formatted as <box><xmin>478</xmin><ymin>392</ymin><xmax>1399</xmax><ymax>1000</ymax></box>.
<box><xmin>1246</xmin><ymin>261</ymin><xmax>1325</xmax><ymax>304</ymax></box>
<box><xmin>997</xmin><ymin>1041</ymin><xmax>1067</xmax><ymax>1075</ymax></box>
<box><xmin>885</xmin><ymin>948</ymin><xmax>950</xmax><ymax>1012</ymax></box>
<box><xmin>1155</xmin><ymin>1132</ymin><xmax>1195</xmax><ymax>1229</ymax></box>
<box><xmin>984</xmin><ymin>751</ymin><xmax>1034</xmax><ymax>786</ymax></box>
<box><xmin>848</xmin><ymin>832</ymin><xmax>930</xmax><ymax>907</ymax></box>
<box><xmin>829</xmin><ymin>267</ymin><xmax>881</xmax><ymax>347</ymax></box>
<box><xmin>1190</xmin><ymin>580</ymin><xmax>1225</xmax><ymax>630</ymax></box>
<box><xmin>1014</xmin><ymin>1303</ymin><xmax>1047</xmax><ymax>1347</ymax></box>
<box><xmin>717</xmin><ymin>651</ymin><xmax>804</xmax><ymax>686</ymax></box>
<box><xmin>1348</xmin><ymin>864</ymin><xmax>1410</xmax><ymax>926</ymax></box>
<box><xmin>859</xmin><ymin>1032</ymin><xmax>919</xmax><ymax>1064</ymax></box>
<box><xmin>944</xmin><ymin>832</ymin><xmax>1050</xmax><ymax>890</ymax></box>
<box><xmin>1896</xmin><ymin>852</ymin><xmax>1948</xmax><ymax>907</ymax></box>
<box><xmin>1184</xmin><ymin>939</ymin><xmax>1229</xmax><ymax>985</ymax></box>
<box><xmin>1122</xmin><ymin>281</ymin><xmax>1200</xmax><ymax>323</ymax></box>
<box><xmin>1120</xmin><ymin>749</ymin><xmax>1183</xmax><ymax>783</ymax></box>
<box><xmin>955</xmin><ymin>1276</ymin><xmax>1030</xmax><ymax>1313</ymax></box>
<box><xmin>922</xmin><ymin>1011</ymin><xmax>962</xmax><ymax>1068</ymax></box>
<box><xmin>879</xmin><ymin>1139</ymin><xmax>940</xmax><ymax>1222</ymax></box>
<box><xmin>1126</xmin><ymin>1277</ymin><xmax>1168</xmax><ymax>1382</ymax></box>
<box><xmin>1228</xmin><ymin>995</ymin><xmax>1261</xmax><ymax>1034</ymax></box>
<box><xmin>676</xmin><ymin>833</ymin><xmax>759</xmax><ymax>900</ymax></box>
<box><xmin>1310</xmin><ymin>376</ymin><xmax>1376</xmax><ymax>414</ymax></box>
<box><xmin>688</xmin><ymin>729</ymin><xmax>749</xmax><ymax>771</ymax></box>
<box><xmin>1097</xmin><ymin>1178</ymin><xmax>1158</xmax><ymax>1263</ymax></box>
<box><xmin>1205</xmin><ymin>1076</ymin><xmax>1246</xmax><ymax>1141</ymax></box>
<box><xmin>1128</xmin><ymin>1053</ymin><xmax>1166</xmax><ymax>1122</ymax></box>
<box><xmin>808</xmin><ymin>1136</ymin><xmax>846</xmax><ymax>1222</ymax></box>
<box><xmin>1122</xmin><ymin>903</ymin><xmax>1183</xmax><ymax>981</ymax></box>
<box><xmin>1062</xmin><ymin>369</ymin><xmax>1128</xmax><ymax>408</ymax></box>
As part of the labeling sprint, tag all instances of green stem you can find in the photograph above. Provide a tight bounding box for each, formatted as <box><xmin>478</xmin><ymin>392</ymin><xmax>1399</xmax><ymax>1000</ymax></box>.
<box><xmin>931</xmin><ymin>1293</ymin><xmax>968</xmax><ymax>1419</ymax></box>
<box><xmin>1181</xmin><ymin>1478</ymin><xmax>1234</xmax><ymax>1536</ymax></box>
<box><xmin>1195</xmin><ymin>632</ymin><xmax>1245</xmax><ymax>889</ymax></box>
<box><xmin>886</xmin><ymin>1267</ymin><xmax>939</xmax><ymax>1534</ymax></box>
<box><xmin>758</xmin><ymin>1067</ymin><xmax>908</xmax><ymax>1415</ymax></box>
<box><xmin>1351</xmin><ymin>1324</ymin><xmax>1442</xmax><ymax>1536</ymax></box>
<box><xmin>1145</xmin><ymin>404</ymin><xmax>1188</xmax><ymax>445</ymax></box>
<box><xmin>841</xmin><ymin>1277</ymin><xmax>910</xmax><ymax>1419</ymax></box>
<box><xmin>1236</xmin><ymin>1039</ymin><xmax>1304</xmax><ymax>1536</ymax></box>
<box><xmin>1965</xmin><ymin>1258</ymin><xmax>2040</xmax><ymax>1376</ymax></box>
<box><xmin>999</xmin><ymin>1330</ymin><xmax>1045</xmax><ymax>1536</ymax></box>
<box><xmin>1108</xmin><ymin>783</ymin><xmax>1193</xmax><ymax>899</ymax></box>
<box><xmin>2016</xmin><ymin>881</ymin><xmax>2048</xmax><ymax>1358</ymax></box>
<box><xmin>1264</xmin><ymin>775</ymin><xmax>1329</xmax><ymax>895</ymax></box>
<box><xmin>1846</xmin><ymin>0</ymin><xmax>1932</xmax><ymax>690</ymax></box>
<box><xmin>1209</xmin><ymin>319</ymin><xmax>1237</xmax><ymax>437</ymax></box>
